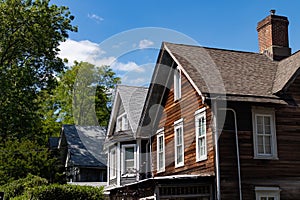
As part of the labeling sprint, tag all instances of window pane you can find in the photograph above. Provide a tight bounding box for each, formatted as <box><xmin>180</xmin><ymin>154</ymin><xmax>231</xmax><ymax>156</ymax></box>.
<box><xmin>264</xmin><ymin>116</ymin><xmax>271</xmax><ymax>126</ymax></box>
<box><xmin>159</xmin><ymin>153</ymin><xmax>164</xmax><ymax>169</ymax></box>
<box><xmin>177</xmin><ymin>146</ymin><xmax>182</xmax><ymax>163</ymax></box>
<box><xmin>265</xmin><ymin>136</ymin><xmax>272</xmax><ymax>154</ymax></box>
<box><xmin>125</xmin><ymin>147</ymin><xmax>134</xmax><ymax>159</ymax></box>
<box><xmin>177</xmin><ymin>128</ymin><xmax>182</xmax><ymax>145</ymax></box>
<box><xmin>125</xmin><ymin>160</ymin><xmax>134</xmax><ymax>169</ymax></box>
<box><xmin>258</xmin><ymin>135</ymin><xmax>264</xmax><ymax>154</ymax></box>
<box><xmin>257</xmin><ymin>116</ymin><xmax>263</xmax><ymax>125</ymax></box>
<box><xmin>159</xmin><ymin>136</ymin><xmax>163</xmax><ymax>151</ymax></box>
<box><xmin>257</xmin><ymin>124</ymin><xmax>263</xmax><ymax>134</ymax></box>
<box><xmin>265</xmin><ymin>125</ymin><xmax>271</xmax><ymax>134</ymax></box>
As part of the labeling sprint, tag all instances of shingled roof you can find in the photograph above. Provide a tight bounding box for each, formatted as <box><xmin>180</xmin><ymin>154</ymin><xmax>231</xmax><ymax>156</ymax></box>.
<box><xmin>106</xmin><ymin>85</ymin><xmax>148</xmax><ymax>139</ymax></box>
<box><xmin>62</xmin><ymin>125</ymin><xmax>107</xmax><ymax>168</ymax></box>
<box><xmin>163</xmin><ymin>42</ymin><xmax>300</xmax><ymax>103</ymax></box>
<box><xmin>117</xmin><ymin>85</ymin><xmax>148</xmax><ymax>133</ymax></box>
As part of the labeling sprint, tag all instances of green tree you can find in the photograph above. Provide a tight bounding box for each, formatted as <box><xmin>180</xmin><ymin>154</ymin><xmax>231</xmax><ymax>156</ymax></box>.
<box><xmin>0</xmin><ymin>139</ymin><xmax>56</xmax><ymax>185</ymax></box>
<box><xmin>0</xmin><ymin>0</ymin><xmax>77</xmax><ymax>141</ymax></box>
<box><xmin>41</xmin><ymin>62</ymin><xmax>120</xmax><ymax>137</ymax></box>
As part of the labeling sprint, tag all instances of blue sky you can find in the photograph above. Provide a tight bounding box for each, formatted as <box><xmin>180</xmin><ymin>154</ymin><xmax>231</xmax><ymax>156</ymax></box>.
<box><xmin>51</xmin><ymin>0</ymin><xmax>300</xmax><ymax>86</ymax></box>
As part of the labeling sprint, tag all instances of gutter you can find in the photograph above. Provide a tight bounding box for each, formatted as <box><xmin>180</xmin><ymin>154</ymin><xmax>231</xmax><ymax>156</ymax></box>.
<box><xmin>218</xmin><ymin>108</ymin><xmax>242</xmax><ymax>200</ymax></box>
<box><xmin>212</xmin><ymin>101</ymin><xmax>221</xmax><ymax>200</ymax></box>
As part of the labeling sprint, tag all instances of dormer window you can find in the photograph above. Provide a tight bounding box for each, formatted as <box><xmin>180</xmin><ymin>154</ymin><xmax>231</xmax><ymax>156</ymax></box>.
<box><xmin>116</xmin><ymin>113</ymin><xmax>129</xmax><ymax>131</ymax></box>
<box><xmin>174</xmin><ymin>66</ymin><xmax>181</xmax><ymax>101</ymax></box>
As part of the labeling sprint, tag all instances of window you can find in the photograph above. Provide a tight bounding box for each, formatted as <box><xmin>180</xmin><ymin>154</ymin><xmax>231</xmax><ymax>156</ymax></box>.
<box><xmin>255</xmin><ymin>187</ymin><xmax>280</xmax><ymax>200</ymax></box>
<box><xmin>157</xmin><ymin>129</ymin><xmax>165</xmax><ymax>173</ymax></box>
<box><xmin>174</xmin><ymin>66</ymin><xmax>181</xmax><ymax>101</ymax></box>
<box><xmin>195</xmin><ymin>108</ymin><xmax>207</xmax><ymax>162</ymax></box>
<box><xmin>252</xmin><ymin>107</ymin><xmax>277</xmax><ymax>159</ymax></box>
<box><xmin>116</xmin><ymin>113</ymin><xmax>129</xmax><ymax>131</ymax></box>
<box><xmin>109</xmin><ymin>147</ymin><xmax>117</xmax><ymax>179</ymax></box>
<box><xmin>121</xmin><ymin>144</ymin><xmax>136</xmax><ymax>176</ymax></box>
<box><xmin>174</xmin><ymin>119</ymin><xmax>184</xmax><ymax>167</ymax></box>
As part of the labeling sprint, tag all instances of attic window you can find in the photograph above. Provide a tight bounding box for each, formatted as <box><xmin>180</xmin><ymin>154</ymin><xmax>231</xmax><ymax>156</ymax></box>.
<box><xmin>174</xmin><ymin>66</ymin><xmax>181</xmax><ymax>101</ymax></box>
<box><xmin>117</xmin><ymin>113</ymin><xmax>129</xmax><ymax>131</ymax></box>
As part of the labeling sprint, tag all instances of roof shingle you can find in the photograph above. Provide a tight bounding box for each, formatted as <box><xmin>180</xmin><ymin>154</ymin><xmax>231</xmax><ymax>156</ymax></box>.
<box><xmin>165</xmin><ymin>42</ymin><xmax>280</xmax><ymax>98</ymax></box>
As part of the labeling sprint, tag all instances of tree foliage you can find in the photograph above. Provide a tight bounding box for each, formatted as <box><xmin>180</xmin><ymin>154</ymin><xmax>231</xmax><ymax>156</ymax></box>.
<box><xmin>0</xmin><ymin>0</ymin><xmax>77</xmax><ymax>140</ymax></box>
<box><xmin>41</xmin><ymin>62</ymin><xmax>120</xmax><ymax>137</ymax></box>
<box><xmin>0</xmin><ymin>139</ymin><xmax>57</xmax><ymax>185</ymax></box>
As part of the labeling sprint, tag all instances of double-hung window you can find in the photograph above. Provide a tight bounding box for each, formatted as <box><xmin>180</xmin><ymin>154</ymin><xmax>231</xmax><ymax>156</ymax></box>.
<box><xmin>174</xmin><ymin>119</ymin><xmax>184</xmax><ymax>167</ymax></box>
<box><xmin>109</xmin><ymin>147</ymin><xmax>117</xmax><ymax>179</ymax></box>
<box><xmin>174</xmin><ymin>66</ymin><xmax>181</xmax><ymax>101</ymax></box>
<box><xmin>255</xmin><ymin>187</ymin><xmax>280</xmax><ymax>200</ymax></box>
<box><xmin>157</xmin><ymin>129</ymin><xmax>165</xmax><ymax>173</ymax></box>
<box><xmin>121</xmin><ymin>144</ymin><xmax>136</xmax><ymax>176</ymax></box>
<box><xmin>252</xmin><ymin>107</ymin><xmax>278</xmax><ymax>159</ymax></box>
<box><xmin>195</xmin><ymin>108</ymin><xmax>207</xmax><ymax>162</ymax></box>
<box><xmin>117</xmin><ymin>113</ymin><xmax>129</xmax><ymax>131</ymax></box>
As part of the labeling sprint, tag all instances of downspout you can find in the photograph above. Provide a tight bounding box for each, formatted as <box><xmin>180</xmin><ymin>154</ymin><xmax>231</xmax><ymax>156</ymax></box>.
<box><xmin>212</xmin><ymin>100</ymin><xmax>221</xmax><ymax>200</ymax></box>
<box><xmin>218</xmin><ymin>108</ymin><xmax>242</xmax><ymax>200</ymax></box>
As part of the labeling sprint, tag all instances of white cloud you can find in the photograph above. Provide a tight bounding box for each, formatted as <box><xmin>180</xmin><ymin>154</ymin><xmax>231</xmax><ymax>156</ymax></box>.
<box><xmin>58</xmin><ymin>39</ymin><xmax>150</xmax><ymax>86</ymax></box>
<box><xmin>139</xmin><ymin>39</ymin><xmax>154</xmax><ymax>49</ymax></box>
<box><xmin>111</xmin><ymin>61</ymin><xmax>145</xmax><ymax>73</ymax></box>
<box><xmin>88</xmin><ymin>13</ymin><xmax>104</xmax><ymax>23</ymax></box>
<box><xmin>58</xmin><ymin>39</ymin><xmax>106</xmax><ymax>65</ymax></box>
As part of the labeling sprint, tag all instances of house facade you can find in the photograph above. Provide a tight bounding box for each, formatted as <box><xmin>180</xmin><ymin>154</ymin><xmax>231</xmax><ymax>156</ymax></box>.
<box><xmin>106</xmin><ymin>11</ymin><xmax>300</xmax><ymax>200</ymax></box>
<box><xmin>105</xmin><ymin>85</ymin><xmax>151</xmax><ymax>195</ymax></box>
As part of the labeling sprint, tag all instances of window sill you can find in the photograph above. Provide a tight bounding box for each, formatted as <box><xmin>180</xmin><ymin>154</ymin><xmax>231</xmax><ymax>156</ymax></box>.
<box><xmin>196</xmin><ymin>156</ymin><xmax>208</xmax><ymax>162</ymax></box>
<box><xmin>121</xmin><ymin>174</ymin><xmax>136</xmax><ymax>178</ymax></box>
<box><xmin>254</xmin><ymin>155</ymin><xmax>278</xmax><ymax>160</ymax></box>
<box><xmin>175</xmin><ymin>163</ymin><xmax>184</xmax><ymax>168</ymax></box>
<box><xmin>157</xmin><ymin>169</ymin><xmax>165</xmax><ymax>174</ymax></box>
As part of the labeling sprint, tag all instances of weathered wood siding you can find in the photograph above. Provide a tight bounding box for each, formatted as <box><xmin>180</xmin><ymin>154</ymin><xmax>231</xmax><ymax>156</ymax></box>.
<box><xmin>152</xmin><ymin>72</ymin><xmax>215</xmax><ymax>177</ymax></box>
<box><xmin>219</xmin><ymin>102</ymin><xmax>300</xmax><ymax>199</ymax></box>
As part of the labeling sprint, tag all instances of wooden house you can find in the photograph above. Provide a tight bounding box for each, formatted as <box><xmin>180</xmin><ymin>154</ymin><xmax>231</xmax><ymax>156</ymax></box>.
<box><xmin>107</xmin><ymin>11</ymin><xmax>300</xmax><ymax>200</ymax></box>
<box><xmin>58</xmin><ymin>125</ymin><xmax>107</xmax><ymax>183</ymax></box>
<box><xmin>105</xmin><ymin>85</ymin><xmax>150</xmax><ymax>192</ymax></box>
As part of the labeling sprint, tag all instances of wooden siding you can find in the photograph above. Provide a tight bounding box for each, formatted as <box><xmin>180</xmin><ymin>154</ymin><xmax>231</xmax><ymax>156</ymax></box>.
<box><xmin>219</xmin><ymin>101</ymin><xmax>300</xmax><ymax>199</ymax></box>
<box><xmin>152</xmin><ymin>72</ymin><xmax>215</xmax><ymax>177</ymax></box>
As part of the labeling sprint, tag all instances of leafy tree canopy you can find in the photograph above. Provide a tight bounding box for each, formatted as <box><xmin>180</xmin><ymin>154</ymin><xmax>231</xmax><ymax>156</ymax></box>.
<box><xmin>0</xmin><ymin>0</ymin><xmax>77</xmax><ymax>140</ymax></box>
<box><xmin>41</xmin><ymin>62</ymin><xmax>120</xmax><ymax>137</ymax></box>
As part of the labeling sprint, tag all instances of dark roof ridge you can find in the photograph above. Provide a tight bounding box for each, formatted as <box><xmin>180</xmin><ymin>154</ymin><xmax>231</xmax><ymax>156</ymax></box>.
<box><xmin>163</xmin><ymin>41</ymin><xmax>277</xmax><ymax>56</ymax></box>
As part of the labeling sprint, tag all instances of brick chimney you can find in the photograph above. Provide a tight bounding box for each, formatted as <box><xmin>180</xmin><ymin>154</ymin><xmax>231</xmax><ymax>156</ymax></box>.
<box><xmin>257</xmin><ymin>10</ymin><xmax>291</xmax><ymax>60</ymax></box>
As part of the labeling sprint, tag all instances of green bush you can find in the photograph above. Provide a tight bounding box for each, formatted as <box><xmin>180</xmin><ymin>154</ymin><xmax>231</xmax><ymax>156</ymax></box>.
<box><xmin>31</xmin><ymin>184</ymin><xmax>104</xmax><ymax>200</ymax></box>
<box><xmin>0</xmin><ymin>174</ymin><xmax>104</xmax><ymax>200</ymax></box>
<box><xmin>0</xmin><ymin>174</ymin><xmax>48</xmax><ymax>199</ymax></box>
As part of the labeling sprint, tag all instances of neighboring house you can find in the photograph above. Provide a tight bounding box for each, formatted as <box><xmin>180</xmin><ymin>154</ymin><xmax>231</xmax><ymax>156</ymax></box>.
<box><xmin>105</xmin><ymin>85</ymin><xmax>150</xmax><ymax>191</ymax></box>
<box><xmin>58</xmin><ymin>125</ymin><xmax>107</xmax><ymax>184</ymax></box>
<box><xmin>106</xmin><ymin>11</ymin><xmax>300</xmax><ymax>200</ymax></box>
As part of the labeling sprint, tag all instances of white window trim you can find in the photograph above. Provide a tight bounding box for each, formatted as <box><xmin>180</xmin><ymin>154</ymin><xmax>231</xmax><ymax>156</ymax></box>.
<box><xmin>252</xmin><ymin>107</ymin><xmax>278</xmax><ymax>160</ymax></box>
<box><xmin>174</xmin><ymin>66</ymin><xmax>181</xmax><ymax>101</ymax></box>
<box><xmin>121</xmin><ymin>144</ymin><xmax>137</xmax><ymax>177</ymax></box>
<box><xmin>116</xmin><ymin>113</ymin><xmax>129</xmax><ymax>131</ymax></box>
<box><xmin>255</xmin><ymin>186</ymin><xmax>281</xmax><ymax>200</ymax></box>
<box><xmin>195</xmin><ymin>108</ymin><xmax>207</xmax><ymax>162</ymax></box>
<box><xmin>109</xmin><ymin>146</ymin><xmax>117</xmax><ymax>180</ymax></box>
<box><xmin>157</xmin><ymin>129</ymin><xmax>165</xmax><ymax>173</ymax></box>
<box><xmin>174</xmin><ymin>118</ymin><xmax>184</xmax><ymax>168</ymax></box>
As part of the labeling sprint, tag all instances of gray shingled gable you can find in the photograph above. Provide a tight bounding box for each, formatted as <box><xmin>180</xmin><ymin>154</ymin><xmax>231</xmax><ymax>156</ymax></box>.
<box><xmin>117</xmin><ymin>85</ymin><xmax>148</xmax><ymax>134</ymax></box>
<box><xmin>273</xmin><ymin>50</ymin><xmax>300</xmax><ymax>94</ymax></box>
<box><xmin>63</xmin><ymin>125</ymin><xmax>107</xmax><ymax>168</ymax></box>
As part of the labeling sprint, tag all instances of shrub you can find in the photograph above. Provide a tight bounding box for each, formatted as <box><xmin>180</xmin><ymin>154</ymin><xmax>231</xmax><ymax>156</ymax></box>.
<box><xmin>31</xmin><ymin>184</ymin><xmax>104</xmax><ymax>200</ymax></box>
<box><xmin>0</xmin><ymin>174</ymin><xmax>48</xmax><ymax>199</ymax></box>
